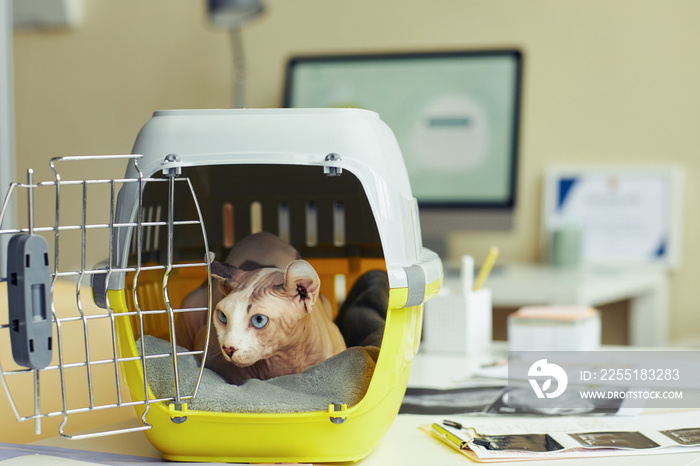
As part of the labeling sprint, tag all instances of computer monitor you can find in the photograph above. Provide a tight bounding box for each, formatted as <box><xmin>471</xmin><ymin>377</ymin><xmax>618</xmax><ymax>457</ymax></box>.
<box><xmin>283</xmin><ymin>50</ymin><xmax>523</xmax><ymax>259</ymax></box>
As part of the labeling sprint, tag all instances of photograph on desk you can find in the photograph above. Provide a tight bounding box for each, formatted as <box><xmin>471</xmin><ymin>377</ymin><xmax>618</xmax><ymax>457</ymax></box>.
<box><xmin>569</xmin><ymin>431</ymin><xmax>660</xmax><ymax>449</ymax></box>
<box><xmin>400</xmin><ymin>384</ymin><xmax>624</xmax><ymax>416</ymax></box>
<box><xmin>476</xmin><ymin>433</ymin><xmax>565</xmax><ymax>452</ymax></box>
<box><xmin>660</xmin><ymin>427</ymin><xmax>700</xmax><ymax>446</ymax></box>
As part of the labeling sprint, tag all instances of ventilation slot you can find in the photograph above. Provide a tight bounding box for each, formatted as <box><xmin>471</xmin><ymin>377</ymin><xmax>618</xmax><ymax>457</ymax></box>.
<box><xmin>250</xmin><ymin>201</ymin><xmax>263</xmax><ymax>234</ymax></box>
<box><xmin>333</xmin><ymin>201</ymin><xmax>346</xmax><ymax>247</ymax></box>
<box><xmin>277</xmin><ymin>202</ymin><xmax>290</xmax><ymax>243</ymax></box>
<box><xmin>152</xmin><ymin>204</ymin><xmax>162</xmax><ymax>252</ymax></box>
<box><xmin>222</xmin><ymin>202</ymin><xmax>235</xmax><ymax>248</ymax></box>
<box><xmin>305</xmin><ymin>201</ymin><xmax>317</xmax><ymax>247</ymax></box>
<box><xmin>144</xmin><ymin>206</ymin><xmax>154</xmax><ymax>252</ymax></box>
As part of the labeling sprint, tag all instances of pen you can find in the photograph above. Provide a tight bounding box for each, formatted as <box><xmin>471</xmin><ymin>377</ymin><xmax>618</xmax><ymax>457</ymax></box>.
<box><xmin>443</xmin><ymin>419</ymin><xmax>464</xmax><ymax>429</ymax></box>
<box><xmin>473</xmin><ymin>246</ymin><xmax>499</xmax><ymax>291</ymax></box>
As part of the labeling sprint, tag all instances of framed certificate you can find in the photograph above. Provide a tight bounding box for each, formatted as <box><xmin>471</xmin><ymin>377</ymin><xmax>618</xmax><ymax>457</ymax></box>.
<box><xmin>542</xmin><ymin>165</ymin><xmax>683</xmax><ymax>268</ymax></box>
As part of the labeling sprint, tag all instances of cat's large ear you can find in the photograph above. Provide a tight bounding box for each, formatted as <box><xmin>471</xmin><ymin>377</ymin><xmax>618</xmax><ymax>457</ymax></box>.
<box><xmin>210</xmin><ymin>261</ymin><xmax>241</xmax><ymax>296</ymax></box>
<box><xmin>281</xmin><ymin>260</ymin><xmax>320</xmax><ymax>311</ymax></box>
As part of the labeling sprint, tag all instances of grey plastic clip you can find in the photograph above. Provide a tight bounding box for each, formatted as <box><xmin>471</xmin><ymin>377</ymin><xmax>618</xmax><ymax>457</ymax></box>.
<box><xmin>90</xmin><ymin>265</ymin><xmax>109</xmax><ymax>310</ymax></box>
<box><xmin>403</xmin><ymin>265</ymin><xmax>426</xmax><ymax>307</ymax></box>
<box><xmin>330</xmin><ymin>401</ymin><xmax>347</xmax><ymax>424</ymax></box>
<box><xmin>323</xmin><ymin>153</ymin><xmax>343</xmax><ymax>177</ymax></box>
<box><xmin>7</xmin><ymin>234</ymin><xmax>53</xmax><ymax>369</ymax></box>
<box><xmin>170</xmin><ymin>402</ymin><xmax>187</xmax><ymax>424</ymax></box>
<box><xmin>162</xmin><ymin>154</ymin><xmax>182</xmax><ymax>177</ymax></box>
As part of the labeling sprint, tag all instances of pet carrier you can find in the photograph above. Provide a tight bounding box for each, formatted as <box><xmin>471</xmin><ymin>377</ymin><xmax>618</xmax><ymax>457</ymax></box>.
<box><xmin>0</xmin><ymin>108</ymin><xmax>442</xmax><ymax>463</ymax></box>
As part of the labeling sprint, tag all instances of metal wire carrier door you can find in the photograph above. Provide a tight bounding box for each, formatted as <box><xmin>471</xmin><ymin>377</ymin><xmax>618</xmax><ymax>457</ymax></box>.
<box><xmin>0</xmin><ymin>154</ymin><xmax>212</xmax><ymax>439</ymax></box>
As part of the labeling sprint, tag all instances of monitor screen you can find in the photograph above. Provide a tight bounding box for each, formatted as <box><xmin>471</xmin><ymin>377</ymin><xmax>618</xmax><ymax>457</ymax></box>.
<box><xmin>283</xmin><ymin>50</ymin><xmax>523</xmax><ymax>257</ymax></box>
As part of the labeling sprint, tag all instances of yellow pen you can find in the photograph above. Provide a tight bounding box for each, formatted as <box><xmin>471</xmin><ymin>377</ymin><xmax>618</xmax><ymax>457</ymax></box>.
<box><xmin>473</xmin><ymin>246</ymin><xmax>499</xmax><ymax>291</ymax></box>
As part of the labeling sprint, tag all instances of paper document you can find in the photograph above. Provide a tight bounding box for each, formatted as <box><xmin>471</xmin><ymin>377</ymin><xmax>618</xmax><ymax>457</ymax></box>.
<box><xmin>424</xmin><ymin>410</ymin><xmax>700</xmax><ymax>462</ymax></box>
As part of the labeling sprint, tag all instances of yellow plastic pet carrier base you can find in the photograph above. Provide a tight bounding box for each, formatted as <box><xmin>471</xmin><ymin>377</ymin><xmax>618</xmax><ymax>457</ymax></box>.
<box><xmin>0</xmin><ymin>109</ymin><xmax>442</xmax><ymax>463</ymax></box>
<box><xmin>111</xmin><ymin>284</ymin><xmax>428</xmax><ymax>462</ymax></box>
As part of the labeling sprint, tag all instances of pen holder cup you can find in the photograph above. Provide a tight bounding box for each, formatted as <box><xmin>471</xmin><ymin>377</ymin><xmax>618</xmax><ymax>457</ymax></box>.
<box><xmin>422</xmin><ymin>287</ymin><xmax>492</xmax><ymax>355</ymax></box>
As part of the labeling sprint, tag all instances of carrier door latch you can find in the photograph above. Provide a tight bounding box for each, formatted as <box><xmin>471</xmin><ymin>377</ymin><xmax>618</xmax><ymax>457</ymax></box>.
<box><xmin>323</xmin><ymin>153</ymin><xmax>343</xmax><ymax>177</ymax></box>
<box><xmin>6</xmin><ymin>233</ymin><xmax>53</xmax><ymax>370</ymax></box>
<box><xmin>329</xmin><ymin>401</ymin><xmax>347</xmax><ymax>424</ymax></box>
<box><xmin>169</xmin><ymin>403</ymin><xmax>188</xmax><ymax>424</ymax></box>
<box><xmin>162</xmin><ymin>154</ymin><xmax>182</xmax><ymax>177</ymax></box>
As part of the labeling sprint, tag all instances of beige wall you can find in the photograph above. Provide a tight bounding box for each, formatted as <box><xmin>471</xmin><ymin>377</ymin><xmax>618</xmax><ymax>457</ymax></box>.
<box><xmin>11</xmin><ymin>1</ymin><xmax>700</xmax><ymax>339</ymax></box>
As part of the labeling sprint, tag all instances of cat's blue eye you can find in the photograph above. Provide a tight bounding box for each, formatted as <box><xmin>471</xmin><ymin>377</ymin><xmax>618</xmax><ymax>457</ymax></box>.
<box><xmin>217</xmin><ymin>310</ymin><xmax>227</xmax><ymax>325</ymax></box>
<box><xmin>251</xmin><ymin>314</ymin><xmax>268</xmax><ymax>329</ymax></box>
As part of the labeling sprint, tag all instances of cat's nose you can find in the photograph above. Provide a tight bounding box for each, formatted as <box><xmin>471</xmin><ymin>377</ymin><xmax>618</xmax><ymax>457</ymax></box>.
<box><xmin>222</xmin><ymin>345</ymin><xmax>237</xmax><ymax>358</ymax></box>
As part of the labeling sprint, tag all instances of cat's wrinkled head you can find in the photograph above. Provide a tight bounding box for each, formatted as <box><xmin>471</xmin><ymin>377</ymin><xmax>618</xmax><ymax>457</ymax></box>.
<box><xmin>209</xmin><ymin>260</ymin><xmax>320</xmax><ymax>367</ymax></box>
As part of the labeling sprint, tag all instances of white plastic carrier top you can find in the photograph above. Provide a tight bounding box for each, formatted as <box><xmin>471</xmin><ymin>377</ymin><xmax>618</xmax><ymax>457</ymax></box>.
<box><xmin>112</xmin><ymin>108</ymin><xmax>441</xmax><ymax>300</ymax></box>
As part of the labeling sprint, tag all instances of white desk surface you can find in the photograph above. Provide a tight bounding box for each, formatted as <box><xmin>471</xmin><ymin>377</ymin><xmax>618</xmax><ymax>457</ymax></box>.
<box><xmin>22</xmin><ymin>413</ymin><xmax>700</xmax><ymax>466</ymax></box>
<box><xmin>23</xmin><ymin>349</ymin><xmax>700</xmax><ymax>466</ymax></box>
